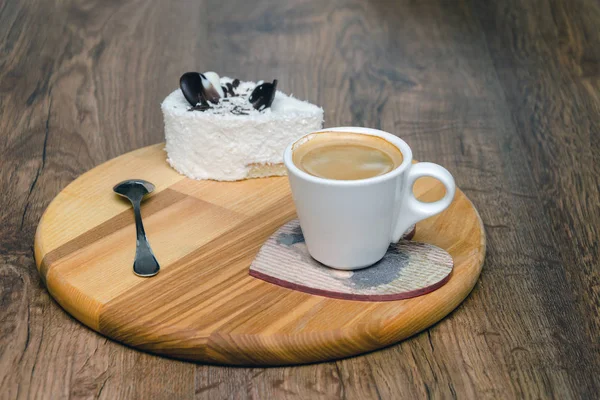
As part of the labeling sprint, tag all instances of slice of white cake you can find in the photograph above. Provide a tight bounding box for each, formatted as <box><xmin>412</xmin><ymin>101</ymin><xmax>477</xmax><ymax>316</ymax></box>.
<box><xmin>161</xmin><ymin>75</ymin><xmax>323</xmax><ymax>181</ymax></box>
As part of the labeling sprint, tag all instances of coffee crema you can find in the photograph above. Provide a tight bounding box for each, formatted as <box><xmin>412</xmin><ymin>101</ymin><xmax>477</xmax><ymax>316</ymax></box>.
<box><xmin>292</xmin><ymin>132</ymin><xmax>403</xmax><ymax>180</ymax></box>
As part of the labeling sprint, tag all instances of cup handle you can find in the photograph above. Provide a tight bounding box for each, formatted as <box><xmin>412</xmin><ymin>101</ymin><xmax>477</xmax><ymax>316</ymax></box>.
<box><xmin>391</xmin><ymin>162</ymin><xmax>456</xmax><ymax>242</ymax></box>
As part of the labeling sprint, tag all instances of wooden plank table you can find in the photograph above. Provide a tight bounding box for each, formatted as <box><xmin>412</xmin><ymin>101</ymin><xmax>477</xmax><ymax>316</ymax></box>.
<box><xmin>1</xmin><ymin>0</ymin><xmax>598</xmax><ymax>398</ymax></box>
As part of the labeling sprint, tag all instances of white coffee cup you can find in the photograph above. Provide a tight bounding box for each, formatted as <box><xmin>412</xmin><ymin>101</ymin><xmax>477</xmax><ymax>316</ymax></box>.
<box><xmin>283</xmin><ymin>127</ymin><xmax>456</xmax><ymax>270</ymax></box>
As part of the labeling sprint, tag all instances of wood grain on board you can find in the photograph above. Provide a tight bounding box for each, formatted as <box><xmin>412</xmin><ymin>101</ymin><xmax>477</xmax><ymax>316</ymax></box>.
<box><xmin>1</xmin><ymin>0</ymin><xmax>599</xmax><ymax>398</ymax></box>
<box><xmin>34</xmin><ymin>144</ymin><xmax>484</xmax><ymax>365</ymax></box>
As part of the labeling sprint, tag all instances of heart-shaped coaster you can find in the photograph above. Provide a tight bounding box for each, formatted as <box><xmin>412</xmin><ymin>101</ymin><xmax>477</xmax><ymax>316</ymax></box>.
<box><xmin>249</xmin><ymin>220</ymin><xmax>452</xmax><ymax>301</ymax></box>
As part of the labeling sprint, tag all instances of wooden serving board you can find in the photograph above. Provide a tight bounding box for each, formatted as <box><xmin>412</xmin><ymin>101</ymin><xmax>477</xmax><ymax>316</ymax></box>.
<box><xmin>34</xmin><ymin>143</ymin><xmax>485</xmax><ymax>365</ymax></box>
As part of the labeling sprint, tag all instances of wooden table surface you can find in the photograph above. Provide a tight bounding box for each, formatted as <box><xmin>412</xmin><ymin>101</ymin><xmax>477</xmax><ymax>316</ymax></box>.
<box><xmin>1</xmin><ymin>0</ymin><xmax>598</xmax><ymax>398</ymax></box>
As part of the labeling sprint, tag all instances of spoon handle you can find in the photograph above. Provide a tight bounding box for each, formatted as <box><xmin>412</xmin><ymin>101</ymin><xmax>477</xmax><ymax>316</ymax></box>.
<box><xmin>132</xmin><ymin>200</ymin><xmax>160</xmax><ymax>277</ymax></box>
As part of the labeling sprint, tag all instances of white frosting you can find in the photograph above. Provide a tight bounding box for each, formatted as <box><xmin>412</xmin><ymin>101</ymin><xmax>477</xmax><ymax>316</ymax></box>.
<box><xmin>161</xmin><ymin>77</ymin><xmax>324</xmax><ymax>181</ymax></box>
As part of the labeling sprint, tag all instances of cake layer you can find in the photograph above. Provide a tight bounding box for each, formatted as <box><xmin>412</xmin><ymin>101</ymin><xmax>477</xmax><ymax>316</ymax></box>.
<box><xmin>162</xmin><ymin>77</ymin><xmax>324</xmax><ymax>181</ymax></box>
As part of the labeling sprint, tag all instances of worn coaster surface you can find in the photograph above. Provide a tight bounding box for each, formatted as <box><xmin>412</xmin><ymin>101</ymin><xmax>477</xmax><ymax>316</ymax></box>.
<box><xmin>249</xmin><ymin>220</ymin><xmax>453</xmax><ymax>301</ymax></box>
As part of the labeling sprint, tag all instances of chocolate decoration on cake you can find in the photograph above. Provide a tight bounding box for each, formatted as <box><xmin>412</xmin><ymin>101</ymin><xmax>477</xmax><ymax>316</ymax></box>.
<box><xmin>180</xmin><ymin>72</ymin><xmax>207</xmax><ymax>107</ymax></box>
<box><xmin>188</xmin><ymin>96</ymin><xmax>210</xmax><ymax>111</ymax></box>
<box><xmin>231</xmin><ymin>105</ymin><xmax>249</xmax><ymax>115</ymax></box>
<box><xmin>180</xmin><ymin>73</ymin><xmax>278</xmax><ymax>113</ymax></box>
<box><xmin>225</xmin><ymin>82</ymin><xmax>237</xmax><ymax>96</ymax></box>
<box><xmin>179</xmin><ymin>72</ymin><xmax>225</xmax><ymax>109</ymax></box>
<box><xmin>199</xmin><ymin>73</ymin><xmax>222</xmax><ymax>104</ymax></box>
<box><xmin>249</xmin><ymin>79</ymin><xmax>278</xmax><ymax>111</ymax></box>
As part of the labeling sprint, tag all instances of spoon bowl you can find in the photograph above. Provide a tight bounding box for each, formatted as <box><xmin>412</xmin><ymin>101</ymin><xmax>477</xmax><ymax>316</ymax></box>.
<box><xmin>114</xmin><ymin>179</ymin><xmax>155</xmax><ymax>198</ymax></box>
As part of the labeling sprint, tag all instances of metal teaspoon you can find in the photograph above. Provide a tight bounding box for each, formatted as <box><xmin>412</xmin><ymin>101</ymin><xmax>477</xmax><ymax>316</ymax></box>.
<box><xmin>113</xmin><ymin>179</ymin><xmax>160</xmax><ymax>277</ymax></box>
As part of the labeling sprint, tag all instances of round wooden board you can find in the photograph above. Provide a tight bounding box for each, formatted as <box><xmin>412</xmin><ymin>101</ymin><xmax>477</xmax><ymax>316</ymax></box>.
<box><xmin>34</xmin><ymin>143</ymin><xmax>485</xmax><ymax>366</ymax></box>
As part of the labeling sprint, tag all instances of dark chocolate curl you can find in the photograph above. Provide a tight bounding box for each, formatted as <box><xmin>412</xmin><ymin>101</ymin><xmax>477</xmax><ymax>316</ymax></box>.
<box><xmin>249</xmin><ymin>79</ymin><xmax>278</xmax><ymax>111</ymax></box>
<box><xmin>180</xmin><ymin>72</ymin><xmax>205</xmax><ymax>107</ymax></box>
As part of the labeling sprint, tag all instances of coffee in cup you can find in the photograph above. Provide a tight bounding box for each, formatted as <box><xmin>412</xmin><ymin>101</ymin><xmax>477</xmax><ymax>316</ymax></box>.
<box><xmin>292</xmin><ymin>132</ymin><xmax>403</xmax><ymax>180</ymax></box>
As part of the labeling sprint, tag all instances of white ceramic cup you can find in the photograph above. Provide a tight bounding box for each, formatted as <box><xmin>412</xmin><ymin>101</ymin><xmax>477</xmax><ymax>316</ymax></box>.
<box><xmin>283</xmin><ymin>127</ymin><xmax>456</xmax><ymax>270</ymax></box>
